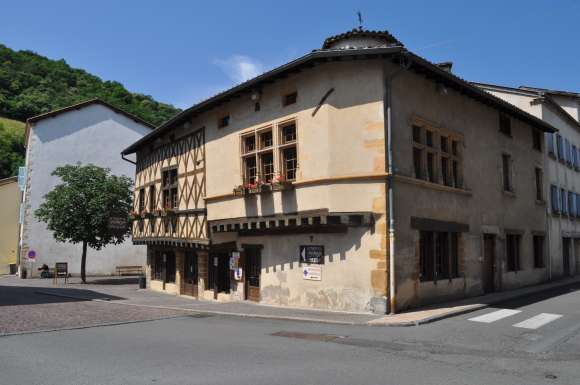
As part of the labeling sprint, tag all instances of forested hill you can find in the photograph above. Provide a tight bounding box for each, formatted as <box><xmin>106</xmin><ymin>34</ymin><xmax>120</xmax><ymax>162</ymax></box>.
<box><xmin>0</xmin><ymin>43</ymin><xmax>180</xmax><ymax>126</ymax></box>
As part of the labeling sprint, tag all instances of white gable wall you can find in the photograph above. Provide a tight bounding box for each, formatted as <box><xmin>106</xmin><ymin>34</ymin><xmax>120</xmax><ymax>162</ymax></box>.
<box><xmin>21</xmin><ymin>103</ymin><xmax>151</xmax><ymax>276</ymax></box>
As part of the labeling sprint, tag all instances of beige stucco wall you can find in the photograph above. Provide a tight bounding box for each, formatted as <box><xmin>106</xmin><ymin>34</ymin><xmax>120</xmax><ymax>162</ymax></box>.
<box><xmin>394</xmin><ymin>72</ymin><xmax>547</xmax><ymax>310</ymax></box>
<box><xmin>0</xmin><ymin>178</ymin><xmax>19</xmax><ymax>274</ymax></box>
<box><xmin>484</xmin><ymin>87</ymin><xmax>580</xmax><ymax>280</ymax></box>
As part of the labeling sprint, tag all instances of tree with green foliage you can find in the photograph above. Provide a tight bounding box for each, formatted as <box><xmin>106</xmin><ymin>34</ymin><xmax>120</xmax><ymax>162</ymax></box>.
<box><xmin>35</xmin><ymin>164</ymin><xmax>133</xmax><ymax>283</ymax></box>
<box><xmin>0</xmin><ymin>43</ymin><xmax>180</xmax><ymax>126</ymax></box>
<box><xmin>0</xmin><ymin>120</ymin><xmax>25</xmax><ymax>179</ymax></box>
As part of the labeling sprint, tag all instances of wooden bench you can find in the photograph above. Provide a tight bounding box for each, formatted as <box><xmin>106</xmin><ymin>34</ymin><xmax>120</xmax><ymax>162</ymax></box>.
<box><xmin>115</xmin><ymin>265</ymin><xmax>144</xmax><ymax>276</ymax></box>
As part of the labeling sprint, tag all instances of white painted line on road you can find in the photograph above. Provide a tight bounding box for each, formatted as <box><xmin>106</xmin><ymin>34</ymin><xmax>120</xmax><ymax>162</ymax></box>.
<box><xmin>468</xmin><ymin>309</ymin><xmax>522</xmax><ymax>323</ymax></box>
<box><xmin>513</xmin><ymin>313</ymin><xmax>563</xmax><ymax>330</ymax></box>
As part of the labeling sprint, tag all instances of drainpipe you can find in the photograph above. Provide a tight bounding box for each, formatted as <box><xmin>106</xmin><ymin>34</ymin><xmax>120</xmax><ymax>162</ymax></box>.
<box><xmin>383</xmin><ymin>53</ymin><xmax>410</xmax><ymax>315</ymax></box>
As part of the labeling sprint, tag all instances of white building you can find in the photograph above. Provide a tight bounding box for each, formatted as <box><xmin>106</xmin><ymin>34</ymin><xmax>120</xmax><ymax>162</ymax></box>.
<box><xmin>20</xmin><ymin>99</ymin><xmax>154</xmax><ymax>276</ymax></box>
<box><xmin>476</xmin><ymin>83</ymin><xmax>580</xmax><ymax>279</ymax></box>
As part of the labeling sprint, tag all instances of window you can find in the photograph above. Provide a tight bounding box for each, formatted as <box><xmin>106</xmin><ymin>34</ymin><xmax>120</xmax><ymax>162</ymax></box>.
<box><xmin>412</xmin><ymin>123</ymin><xmax>462</xmax><ymax>188</ymax></box>
<box><xmin>162</xmin><ymin>168</ymin><xmax>178</xmax><ymax>209</ymax></box>
<box><xmin>165</xmin><ymin>252</ymin><xmax>176</xmax><ymax>283</ymax></box>
<box><xmin>153</xmin><ymin>253</ymin><xmax>163</xmax><ymax>281</ymax></box>
<box><xmin>413</xmin><ymin>148</ymin><xmax>423</xmax><ymax>179</ymax></box>
<box><xmin>281</xmin><ymin>123</ymin><xmax>296</xmax><ymax>144</ymax></box>
<box><xmin>419</xmin><ymin>230</ymin><xmax>460</xmax><ymax>281</ymax></box>
<box><xmin>260</xmin><ymin>152</ymin><xmax>274</xmax><ymax>182</ymax></box>
<box><xmin>547</xmin><ymin>133</ymin><xmax>556</xmax><ymax>157</ymax></box>
<box><xmin>506</xmin><ymin>233</ymin><xmax>521</xmax><ymax>272</ymax></box>
<box><xmin>566</xmin><ymin>139</ymin><xmax>572</xmax><ymax>166</ymax></box>
<box><xmin>138</xmin><ymin>188</ymin><xmax>145</xmax><ymax>212</ymax></box>
<box><xmin>260</xmin><ymin>131</ymin><xmax>273</xmax><ymax>149</ymax></box>
<box><xmin>573</xmin><ymin>145</ymin><xmax>579</xmax><ymax>169</ymax></box>
<box><xmin>533</xmin><ymin>235</ymin><xmax>545</xmax><ymax>268</ymax></box>
<box><xmin>239</xmin><ymin>121</ymin><xmax>298</xmax><ymax>185</ymax></box>
<box><xmin>282</xmin><ymin>147</ymin><xmax>297</xmax><ymax>181</ymax></box>
<box><xmin>149</xmin><ymin>217</ymin><xmax>155</xmax><ymax>233</ymax></box>
<box><xmin>283</xmin><ymin>92</ymin><xmax>297</xmax><ymax>106</ymax></box>
<box><xmin>561</xmin><ymin>188</ymin><xmax>568</xmax><ymax>215</ymax></box>
<box><xmin>551</xmin><ymin>185</ymin><xmax>560</xmax><ymax>213</ymax></box>
<box><xmin>164</xmin><ymin>215</ymin><xmax>178</xmax><ymax>234</ymax></box>
<box><xmin>570</xmin><ymin>192</ymin><xmax>577</xmax><ymax>218</ymax></box>
<box><xmin>535</xmin><ymin>168</ymin><xmax>543</xmax><ymax>201</ymax></box>
<box><xmin>243</xmin><ymin>156</ymin><xmax>257</xmax><ymax>184</ymax></box>
<box><xmin>532</xmin><ymin>129</ymin><xmax>542</xmax><ymax>151</ymax></box>
<box><xmin>149</xmin><ymin>185</ymin><xmax>156</xmax><ymax>211</ymax></box>
<box><xmin>502</xmin><ymin>154</ymin><xmax>512</xmax><ymax>192</ymax></box>
<box><xmin>576</xmin><ymin>193</ymin><xmax>580</xmax><ymax>217</ymax></box>
<box><xmin>218</xmin><ymin>115</ymin><xmax>230</xmax><ymax>128</ymax></box>
<box><xmin>499</xmin><ymin>113</ymin><xmax>511</xmax><ymax>136</ymax></box>
<box><xmin>556</xmin><ymin>134</ymin><xmax>564</xmax><ymax>161</ymax></box>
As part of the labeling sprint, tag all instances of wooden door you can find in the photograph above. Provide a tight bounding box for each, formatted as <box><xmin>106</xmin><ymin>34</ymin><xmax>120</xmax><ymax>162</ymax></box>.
<box><xmin>482</xmin><ymin>234</ymin><xmax>496</xmax><ymax>293</ymax></box>
<box><xmin>563</xmin><ymin>237</ymin><xmax>571</xmax><ymax>276</ymax></box>
<box><xmin>245</xmin><ymin>248</ymin><xmax>261</xmax><ymax>302</ymax></box>
<box><xmin>181</xmin><ymin>251</ymin><xmax>198</xmax><ymax>297</ymax></box>
<box><xmin>209</xmin><ymin>252</ymin><xmax>230</xmax><ymax>298</ymax></box>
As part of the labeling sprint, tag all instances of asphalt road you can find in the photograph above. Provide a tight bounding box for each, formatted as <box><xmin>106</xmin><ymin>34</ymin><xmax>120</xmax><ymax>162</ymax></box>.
<box><xmin>1</xmin><ymin>282</ymin><xmax>580</xmax><ymax>385</ymax></box>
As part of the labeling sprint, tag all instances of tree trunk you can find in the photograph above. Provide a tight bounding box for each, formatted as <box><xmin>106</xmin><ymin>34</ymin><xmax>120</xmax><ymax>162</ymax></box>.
<box><xmin>81</xmin><ymin>241</ymin><xmax>87</xmax><ymax>284</ymax></box>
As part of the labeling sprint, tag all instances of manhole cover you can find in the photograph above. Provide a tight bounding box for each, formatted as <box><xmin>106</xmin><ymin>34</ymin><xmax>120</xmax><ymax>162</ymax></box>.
<box><xmin>545</xmin><ymin>374</ymin><xmax>558</xmax><ymax>380</ymax></box>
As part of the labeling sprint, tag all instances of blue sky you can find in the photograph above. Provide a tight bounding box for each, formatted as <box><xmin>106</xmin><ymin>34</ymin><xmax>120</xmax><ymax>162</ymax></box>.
<box><xmin>1</xmin><ymin>1</ymin><xmax>579</xmax><ymax>109</ymax></box>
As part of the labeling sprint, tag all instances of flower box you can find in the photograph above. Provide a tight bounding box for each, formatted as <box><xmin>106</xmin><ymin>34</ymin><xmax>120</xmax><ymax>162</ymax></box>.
<box><xmin>259</xmin><ymin>183</ymin><xmax>272</xmax><ymax>193</ymax></box>
<box><xmin>233</xmin><ymin>186</ymin><xmax>247</xmax><ymax>196</ymax></box>
<box><xmin>272</xmin><ymin>181</ymin><xmax>294</xmax><ymax>191</ymax></box>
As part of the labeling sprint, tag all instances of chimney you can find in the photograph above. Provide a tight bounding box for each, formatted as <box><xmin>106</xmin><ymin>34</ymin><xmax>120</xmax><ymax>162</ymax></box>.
<box><xmin>437</xmin><ymin>62</ymin><xmax>453</xmax><ymax>73</ymax></box>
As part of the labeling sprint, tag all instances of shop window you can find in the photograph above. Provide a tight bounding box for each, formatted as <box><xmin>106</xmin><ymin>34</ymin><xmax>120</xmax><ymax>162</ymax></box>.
<box><xmin>506</xmin><ymin>233</ymin><xmax>521</xmax><ymax>272</ymax></box>
<box><xmin>533</xmin><ymin>235</ymin><xmax>545</xmax><ymax>268</ymax></box>
<box><xmin>420</xmin><ymin>230</ymin><xmax>459</xmax><ymax>281</ymax></box>
<box><xmin>165</xmin><ymin>253</ymin><xmax>176</xmax><ymax>283</ymax></box>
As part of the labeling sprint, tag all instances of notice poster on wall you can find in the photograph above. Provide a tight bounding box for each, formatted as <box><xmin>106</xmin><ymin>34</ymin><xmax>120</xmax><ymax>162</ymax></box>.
<box><xmin>229</xmin><ymin>252</ymin><xmax>240</xmax><ymax>270</ymax></box>
<box><xmin>302</xmin><ymin>265</ymin><xmax>322</xmax><ymax>281</ymax></box>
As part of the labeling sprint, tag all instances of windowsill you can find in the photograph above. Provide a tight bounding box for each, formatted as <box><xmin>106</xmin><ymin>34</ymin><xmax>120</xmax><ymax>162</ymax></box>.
<box><xmin>396</xmin><ymin>175</ymin><xmax>472</xmax><ymax>196</ymax></box>
<box><xmin>420</xmin><ymin>277</ymin><xmax>462</xmax><ymax>285</ymax></box>
<box><xmin>502</xmin><ymin>189</ymin><xmax>516</xmax><ymax>198</ymax></box>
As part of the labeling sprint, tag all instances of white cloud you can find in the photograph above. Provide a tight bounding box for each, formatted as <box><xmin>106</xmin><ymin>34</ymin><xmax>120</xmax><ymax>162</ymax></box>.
<box><xmin>214</xmin><ymin>55</ymin><xmax>263</xmax><ymax>84</ymax></box>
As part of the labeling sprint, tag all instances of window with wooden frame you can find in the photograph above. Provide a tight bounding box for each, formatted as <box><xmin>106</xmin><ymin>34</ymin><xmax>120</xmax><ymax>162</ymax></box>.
<box><xmin>239</xmin><ymin>120</ymin><xmax>298</xmax><ymax>185</ymax></box>
<box><xmin>419</xmin><ymin>230</ymin><xmax>460</xmax><ymax>282</ymax></box>
<box><xmin>412</xmin><ymin>122</ymin><xmax>463</xmax><ymax>188</ymax></box>
<box><xmin>556</xmin><ymin>134</ymin><xmax>564</xmax><ymax>161</ymax></box>
<box><xmin>570</xmin><ymin>191</ymin><xmax>576</xmax><ymax>218</ymax></box>
<box><xmin>547</xmin><ymin>133</ymin><xmax>556</xmax><ymax>157</ymax></box>
<box><xmin>162</xmin><ymin>168</ymin><xmax>178</xmax><ymax>210</ymax></box>
<box><xmin>149</xmin><ymin>185</ymin><xmax>156</xmax><ymax>211</ymax></box>
<box><xmin>561</xmin><ymin>188</ymin><xmax>568</xmax><ymax>215</ymax></box>
<box><xmin>506</xmin><ymin>233</ymin><xmax>521</xmax><ymax>272</ymax></box>
<box><xmin>138</xmin><ymin>188</ymin><xmax>145</xmax><ymax>212</ymax></box>
<box><xmin>533</xmin><ymin>235</ymin><xmax>545</xmax><ymax>268</ymax></box>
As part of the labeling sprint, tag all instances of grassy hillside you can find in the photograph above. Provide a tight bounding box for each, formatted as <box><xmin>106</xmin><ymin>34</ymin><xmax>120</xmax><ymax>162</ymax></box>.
<box><xmin>0</xmin><ymin>116</ymin><xmax>25</xmax><ymax>179</ymax></box>
<box><xmin>0</xmin><ymin>43</ymin><xmax>180</xmax><ymax>126</ymax></box>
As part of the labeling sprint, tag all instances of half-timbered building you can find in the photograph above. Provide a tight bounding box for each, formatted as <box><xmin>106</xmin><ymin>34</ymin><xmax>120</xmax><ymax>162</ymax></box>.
<box><xmin>123</xmin><ymin>29</ymin><xmax>555</xmax><ymax>313</ymax></box>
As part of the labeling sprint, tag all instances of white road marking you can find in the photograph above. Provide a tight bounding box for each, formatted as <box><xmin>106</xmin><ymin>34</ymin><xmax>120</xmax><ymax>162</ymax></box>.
<box><xmin>468</xmin><ymin>309</ymin><xmax>522</xmax><ymax>323</ymax></box>
<box><xmin>513</xmin><ymin>313</ymin><xmax>563</xmax><ymax>330</ymax></box>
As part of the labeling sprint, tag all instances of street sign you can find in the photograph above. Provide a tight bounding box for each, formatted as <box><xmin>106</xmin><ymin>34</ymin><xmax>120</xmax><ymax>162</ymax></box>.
<box><xmin>27</xmin><ymin>250</ymin><xmax>36</xmax><ymax>261</ymax></box>
<box><xmin>299</xmin><ymin>245</ymin><xmax>324</xmax><ymax>264</ymax></box>
<box><xmin>109</xmin><ymin>217</ymin><xmax>127</xmax><ymax>230</ymax></box>
<box><xmin>234</xmin><ymin>267</ymin><xmax>243</xmax><ymax>280</ymax></box>
<box><xmin>302</xmin><ymin>265</ymin><xmax>322</xmax><ymax>281</ymax></box>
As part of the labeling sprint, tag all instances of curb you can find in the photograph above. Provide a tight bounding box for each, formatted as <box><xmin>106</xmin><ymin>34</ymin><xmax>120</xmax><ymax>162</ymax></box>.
<box><xmin>35</xmin><ymin>290</ymin><xmax>365</xmax><ymax>326</ymax></box>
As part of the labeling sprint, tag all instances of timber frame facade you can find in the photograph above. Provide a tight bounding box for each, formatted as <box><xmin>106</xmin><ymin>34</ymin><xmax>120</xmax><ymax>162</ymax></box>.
<box><xmin>124</xmin><ymin>29</ymin><xmax>557</xmax><ymax>313</ymax></box>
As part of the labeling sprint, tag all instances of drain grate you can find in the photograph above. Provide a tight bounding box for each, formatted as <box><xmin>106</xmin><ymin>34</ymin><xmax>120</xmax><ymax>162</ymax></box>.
<box><xmin>270</xmin><ymin>331</ymin><xmax>345</xmax><ymax>342</ymax></box>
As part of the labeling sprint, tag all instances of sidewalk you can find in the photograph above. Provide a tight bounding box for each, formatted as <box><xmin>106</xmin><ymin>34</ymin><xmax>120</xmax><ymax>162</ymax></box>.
<box><xmin>5</xmin><ymin>275</ymin><xmax>580</xmax><ymax>326</ymax></box>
